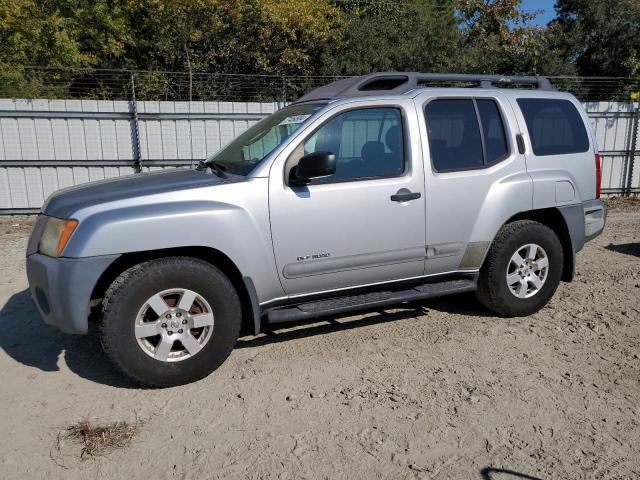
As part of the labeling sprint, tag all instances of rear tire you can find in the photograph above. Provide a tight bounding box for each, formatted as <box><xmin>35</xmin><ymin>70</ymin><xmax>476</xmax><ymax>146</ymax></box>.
<box><xmin>99</xmin><ymin>257</ymin><xmax>241</xmax><ymax>387</ymax></box>
<box><xmin>476</xmin><ymin>220</ymin><xmax>563</xmax><ymax>317</ymax></box>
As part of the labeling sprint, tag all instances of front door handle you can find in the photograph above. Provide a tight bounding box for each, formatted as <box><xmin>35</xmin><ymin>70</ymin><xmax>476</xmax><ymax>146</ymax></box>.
<box><xmin>390</xmin><ymin>189</ymin><xmax>421</xmax><ymax>202</ymax></box>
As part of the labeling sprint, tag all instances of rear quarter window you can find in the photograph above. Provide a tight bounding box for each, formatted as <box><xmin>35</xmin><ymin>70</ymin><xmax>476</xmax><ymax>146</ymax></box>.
<box><xmin>517</xmin><ymin>98</ymin><xmax>590</xmax><ymax>156</ymax></box>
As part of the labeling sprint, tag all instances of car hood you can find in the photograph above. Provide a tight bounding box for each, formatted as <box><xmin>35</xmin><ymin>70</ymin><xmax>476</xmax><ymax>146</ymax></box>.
<box><xmin>43</xmin><ymin>168</ymin><xmax>235</xmax><ymax>219</ymax></box>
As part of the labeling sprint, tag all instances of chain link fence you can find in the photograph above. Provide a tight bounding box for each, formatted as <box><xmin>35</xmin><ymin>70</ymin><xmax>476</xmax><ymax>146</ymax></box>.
<box><xmin>2</xmin><ymin>66</ymin><xmax>640</xmax><ymax>103</ymax></box>
<box><xmin>0</xmin><ymin>67</ymin><xmax>344</xmax><ymax>103</ymax></box>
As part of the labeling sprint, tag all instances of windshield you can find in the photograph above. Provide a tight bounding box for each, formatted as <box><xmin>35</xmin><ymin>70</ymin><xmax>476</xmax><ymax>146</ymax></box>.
<box><xmin>206</xmin><ymin>102</ymin><xmax>326</xmax><ymax>175</ymax></box>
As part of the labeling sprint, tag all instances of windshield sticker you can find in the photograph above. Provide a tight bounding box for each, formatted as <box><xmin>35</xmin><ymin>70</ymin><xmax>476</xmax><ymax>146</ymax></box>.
<box><xmin>280</xmin><ymin>114</ymin><xmax>311</xmax><ymax>125</ymax></box>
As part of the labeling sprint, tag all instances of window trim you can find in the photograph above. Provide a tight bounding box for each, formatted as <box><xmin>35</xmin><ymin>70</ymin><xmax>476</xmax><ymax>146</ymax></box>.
<box><xmin>516</xmin><ymin>97</ymin><xmax>591</xmax><ymax>157</ymax></box>
<box><xmin>423</xmin><ymin>96</ymin><xmax>512</xmax><ymax>174</ymax></box>
<box><xmin>284</xmin><ymin>104</ymin><xmax>410</xmax><ymax>186</ymax></box>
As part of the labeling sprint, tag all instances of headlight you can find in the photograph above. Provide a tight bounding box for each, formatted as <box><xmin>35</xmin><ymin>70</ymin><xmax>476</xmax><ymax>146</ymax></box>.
<box><xmin>38</xmin><ymin>217</ymin><xmax>78</xmax><ymax>257</ymax></box>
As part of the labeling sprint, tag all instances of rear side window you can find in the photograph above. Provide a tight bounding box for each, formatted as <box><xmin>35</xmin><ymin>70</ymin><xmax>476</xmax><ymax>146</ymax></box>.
<box><xmin>477</xmin><ymin>99</ymin><xmax>508</xmax><ymax>163</ymax></box>
<box><xmin>517</xmin><ymin>98</ymin><xmax>590</xmax><ymax>156</ymax></box>
<box><xmin>424</xmin><ymin>98</ymin><xmax>509</xmax><ymax>172</ymax></box>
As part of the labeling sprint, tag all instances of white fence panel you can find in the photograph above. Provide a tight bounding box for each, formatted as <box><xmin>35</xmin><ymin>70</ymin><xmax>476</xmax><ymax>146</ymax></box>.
<box><xmin>0</xmin><ymin>99</ymin><xmax>280</xmax><ymax>212</ymax></box>
<box><xmin>0</xmin><ymin>98</ymin><xmax>636</xmax><ymax>213</ymax></box>
<box><xmin>584</xmin><ymin>102</ymin><xmax>639</xmax><ymax>194</ymax></box>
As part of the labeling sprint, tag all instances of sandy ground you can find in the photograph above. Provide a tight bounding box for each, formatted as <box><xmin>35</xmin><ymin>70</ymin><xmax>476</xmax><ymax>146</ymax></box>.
<box><xmin>0</xmin><ymin>203</ymin><xmax>639</xmax><ymax>480</ymax></box>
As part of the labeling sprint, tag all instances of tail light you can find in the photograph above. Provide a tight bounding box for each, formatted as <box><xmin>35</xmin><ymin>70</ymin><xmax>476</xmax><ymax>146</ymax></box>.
<box><xmin>594</xmin><ymin>152</ymin><xmax>602</xmax><ymax>199</ymax></box>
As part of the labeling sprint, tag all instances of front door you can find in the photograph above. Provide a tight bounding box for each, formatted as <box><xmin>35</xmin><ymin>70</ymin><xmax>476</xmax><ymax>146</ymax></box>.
<box><xmin>269</xmin><ymin>102</ymin><xmax>426</xmax><ymax>296</ymax></box>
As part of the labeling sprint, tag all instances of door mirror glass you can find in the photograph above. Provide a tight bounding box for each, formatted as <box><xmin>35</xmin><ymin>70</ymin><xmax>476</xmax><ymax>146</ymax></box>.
<box><xmin>292</xmin><ymin>151</ymin><xmax>337</xmax><ymax>185</ymax></box>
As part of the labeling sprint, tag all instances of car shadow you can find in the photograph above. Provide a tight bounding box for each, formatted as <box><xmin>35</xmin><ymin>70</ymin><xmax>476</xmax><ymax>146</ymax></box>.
<box><xmin>236</xmin><ymin>305</ymin><xmax>430</xmax><ymax>349</ymax></box>
<box><xmin>605</xmin><ymin>242</ymin><xmax>640</xmax><ymax>257</ymax></box>
<box><xmin>479</xmin><ymin>467</ymin><xmax>543</xmax><ymax>480</ymax></box>
<box><xmin>419</xmin><ymin>292</ymin><xmax>492</xmax><ymax>317</ymax></box>
<box><xmin>0</xmin><ymin>289</ymin><xmax>492</xmax><ymax>386</ymax></box>
<box><xmin>0</xmin><ymin>289</ymin><xmax>136</xmax><ymax>388</ymax></box>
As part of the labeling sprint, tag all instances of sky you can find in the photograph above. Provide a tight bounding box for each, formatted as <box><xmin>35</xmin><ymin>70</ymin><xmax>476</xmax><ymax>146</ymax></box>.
<box><xmin>521</xmin><ymin>0</ymin><xmax>557</xmax><ymax>26</ymax></box>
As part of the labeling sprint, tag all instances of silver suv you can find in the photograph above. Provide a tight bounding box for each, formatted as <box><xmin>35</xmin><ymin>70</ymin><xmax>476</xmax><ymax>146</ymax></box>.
<box><xmin>26</xmin><ymin>73</ymin><xmax>607</xmax><ymax>386</ymax></box>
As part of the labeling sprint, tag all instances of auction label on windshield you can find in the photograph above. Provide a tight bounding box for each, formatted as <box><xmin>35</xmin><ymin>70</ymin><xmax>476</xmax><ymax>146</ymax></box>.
<box><xmin>281</xmin><ymin>114</ymin><xmax>311</xmax><ymax>125</ymax></box>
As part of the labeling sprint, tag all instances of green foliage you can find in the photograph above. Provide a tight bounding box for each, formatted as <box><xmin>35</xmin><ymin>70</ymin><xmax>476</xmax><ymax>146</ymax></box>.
<box><xmin>457</xmin><ymin>0</ymin><xmax>574</xmax><ymax>75</ymax></box>
<box><xmin>1</xmin><ymin>0</ymin><xmax>84</xmax><ymax>68</ymax></box>
<box><xmin>113</xmin><ymin>0</ymin><xmax>346</xmax><ymax>76</ymax></box>
<box><xmin>554</xmin><ymin>0</ymin><xmax>640</xmax><ymax>77</ymax></box>
<box><xmin>325</xmin><ymin>0</ymin><xmax>459</xmax><ymax>75</ymax></box>
<box><xmin>1</xmin><ymin>0</ymin><xmax>639</xmax><ymax>100</ymax></box>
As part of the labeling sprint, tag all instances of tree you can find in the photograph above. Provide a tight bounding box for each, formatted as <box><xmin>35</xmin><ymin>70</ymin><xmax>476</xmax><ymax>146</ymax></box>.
<box><xmin>5</xmin><ymin>0</ymin><xmax>638</xmax><ymax>101</ymax></box>
<box><xmin>554</xmin><ymin>0</ymin><xmax>640</xmax><ymax>77</ymax></box>
<box><xmin>457</xmin><ymin>0</ymin><xmax>574</xmax><ymax>75</ymax></box>
<box><xmin>0</xmin><ymin>0</ymin><xmax>87</xmax><ymax>67</ymax></box>
<box><xmin>324</xmin><ymin>0</ymin><xmax>460</xmax><ymax>75</ymax></box>
<box><xmin>0</xmin><ymin>0</ymin><xmax>86</xmax><ymax>96</ymax></box>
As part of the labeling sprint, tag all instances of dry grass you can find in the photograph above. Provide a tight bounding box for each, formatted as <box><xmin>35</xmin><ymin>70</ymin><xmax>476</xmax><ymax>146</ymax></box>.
<box><xmin>604</xmin><ymin>196</ymin><xmax>640</xmax><ymax>211</ymax></box>
<box><xmin>61</xmin><ymin>419</ymin><xmax>138</xmax><ymax>458</ymax></box>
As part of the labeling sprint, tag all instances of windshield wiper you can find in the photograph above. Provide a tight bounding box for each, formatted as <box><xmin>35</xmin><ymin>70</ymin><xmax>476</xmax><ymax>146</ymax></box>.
<box><xmin>196</xmin><ymin>160</ymin><xmax>227</xmax><ymax>178</ymax></box>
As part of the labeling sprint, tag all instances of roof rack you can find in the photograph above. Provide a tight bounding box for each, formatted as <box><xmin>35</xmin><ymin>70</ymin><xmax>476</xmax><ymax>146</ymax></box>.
<box><xmin>294</xmin><ymin>72</ymin><xmax>554</xmax><ymax>103</ymax></box>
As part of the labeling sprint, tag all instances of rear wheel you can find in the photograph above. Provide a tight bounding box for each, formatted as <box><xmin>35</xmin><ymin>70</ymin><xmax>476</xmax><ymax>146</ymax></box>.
<box><xmin>99</xmin><ymin>257</ymin><xmax>241</xmax><ymax>387</ymax></box>
<box><xmin>476</xmin><ymin>220</ymin><xmax>563</xmax><ymax>317</ymax></box>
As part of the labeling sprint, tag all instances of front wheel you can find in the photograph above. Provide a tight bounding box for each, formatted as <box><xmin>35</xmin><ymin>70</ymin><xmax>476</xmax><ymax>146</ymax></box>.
<box><xmin>476</xmin><ymin>220</ymin><xmax>563</xmax><ymax>317</ymax></box>
<box><xmin>99</xmin><ymin>257</ymin><xmax>241</xmax><ymax>387</ymax></box>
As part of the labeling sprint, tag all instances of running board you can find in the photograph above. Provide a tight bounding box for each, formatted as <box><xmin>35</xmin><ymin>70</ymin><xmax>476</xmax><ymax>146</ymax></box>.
<box><xmin>266</xmin><ymin>278</ymin><xmax>477</xmax><ymax>324</ymax></box>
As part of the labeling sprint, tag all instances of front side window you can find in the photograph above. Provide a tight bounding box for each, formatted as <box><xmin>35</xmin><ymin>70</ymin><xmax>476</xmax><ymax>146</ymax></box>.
<box><xmin>517</xmin><ymin>98</ymin><xmax>590</xmax><ymax>156</ymax></box>
<box><xmin>301</xmin><ymin>107</ymin><xmax>405</xmax><ymax>183</ymax></box>
<box><xmin>424</xmin><ymin>98</ymin><xmax>509</xmax><ymax>172</ymax></box>
<box><xmin>207</xmin><ymin>102</ymin><xmax>325</xmax><ymax>175</ymax></box>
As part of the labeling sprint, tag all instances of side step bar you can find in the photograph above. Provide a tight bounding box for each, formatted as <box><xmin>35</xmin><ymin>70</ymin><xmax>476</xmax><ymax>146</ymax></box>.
<box><xmin>266</xmin><ymin>277</ymin><xmax>477</xmax><ymax>324</ymax></box>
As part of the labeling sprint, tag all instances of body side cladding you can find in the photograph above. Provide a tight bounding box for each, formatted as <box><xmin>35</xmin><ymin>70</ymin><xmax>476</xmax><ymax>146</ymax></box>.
<box><xmin>506</xmin><ymin>206</ymin><xmax>580</xmax><ymax>282</ymax></box>
<box><xmin>459</xmin><ymin>241</ymin><xmax>491</xmax><ymax>269</ymax></box>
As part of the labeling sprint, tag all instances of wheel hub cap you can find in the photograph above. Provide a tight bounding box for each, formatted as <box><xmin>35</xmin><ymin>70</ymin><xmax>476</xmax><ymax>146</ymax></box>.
<box><xmin>506</xmin><ymin>243</ymin><xmax>549</xmax><ymax>299</ymax></box>
<box><xmin>134</xmin><ymin>288</ymin><xmax>215</xmax><ymax>363</ymax></box>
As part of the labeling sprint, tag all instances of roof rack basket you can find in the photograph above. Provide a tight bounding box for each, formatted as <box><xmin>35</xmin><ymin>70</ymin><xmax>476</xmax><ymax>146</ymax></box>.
<box><xmin>295</xmin><ymin>72</ymin><xmax>554</xmax><ymax>103</ymax></box>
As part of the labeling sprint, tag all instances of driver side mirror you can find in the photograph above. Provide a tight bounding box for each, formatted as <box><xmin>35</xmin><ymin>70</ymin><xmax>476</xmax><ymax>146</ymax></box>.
<box><xmin>291</xmin><ymin>151</ymin><xmax>336</xmax><ymax>185</ymax></box>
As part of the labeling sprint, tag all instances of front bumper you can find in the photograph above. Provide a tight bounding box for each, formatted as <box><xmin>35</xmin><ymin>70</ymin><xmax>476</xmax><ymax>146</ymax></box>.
<box><xmin>26</xmin><ymin>253</ymin><xmax>119</xmax><ymax>334</ymax></box>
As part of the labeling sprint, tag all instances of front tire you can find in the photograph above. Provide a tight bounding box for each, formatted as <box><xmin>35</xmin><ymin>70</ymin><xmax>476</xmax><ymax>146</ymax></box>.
<box><xmin>99</xmin><ymin>257</ymin><xmax>241</xmax><ymax>387</ymax></box>
<box><xmin>476</xmin><ymin>220</ymin><xmax>563</xmax><ymax>317</ymax></box>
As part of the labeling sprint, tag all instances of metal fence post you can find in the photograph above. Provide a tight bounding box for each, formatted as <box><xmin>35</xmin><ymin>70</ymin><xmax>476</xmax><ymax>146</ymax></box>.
<box><xmin>627</xmin><ymin>103</ymin><xmax>639</xmax><ymax>196</ymax></box>
<box><xmin>130</xmin><ymin>73</ymin><xmax>142</xmax><ymax>173</ymax></box>
<box><xmin>281</xmin><ymin>76</ymin><xmax>287</xmax><ymax>104</ymax></box>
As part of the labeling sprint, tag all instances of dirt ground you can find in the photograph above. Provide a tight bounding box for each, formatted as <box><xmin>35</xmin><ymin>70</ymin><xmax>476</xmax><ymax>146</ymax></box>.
<box><xmin>0</xmin><ymin>201</ymin><xmax>638</xmax><ymax>480</ymax></box>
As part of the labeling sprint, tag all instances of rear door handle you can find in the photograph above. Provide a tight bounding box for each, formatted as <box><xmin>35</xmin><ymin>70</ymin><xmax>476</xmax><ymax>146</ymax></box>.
<box><xmin>516</xmin><ymin>133</ymin><xmax>526</xmax><ymax>154</ymax></box>
<box><xmin>390</xmin><ymin>189</ymin><xmax>421</xmax><ymax>202</ymax></box>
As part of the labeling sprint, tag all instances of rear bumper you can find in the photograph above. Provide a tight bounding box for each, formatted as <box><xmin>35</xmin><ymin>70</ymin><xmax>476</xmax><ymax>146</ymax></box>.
<box><xmin>583</xmin><ymin>199</ymin><xmax>607</xmax><ymax>242</ymax></box>
<box><xmin>557</xmin><ymin>199</ymin><xmax>607</xmax><ymax>282</ymax></box>
<box><xmin>26</xmin><ymin>253</ymin><xmax>119</xmax><ymax>334</ymax></box>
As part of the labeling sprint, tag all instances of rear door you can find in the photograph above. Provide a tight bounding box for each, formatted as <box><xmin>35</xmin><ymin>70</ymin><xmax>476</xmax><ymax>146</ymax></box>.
<box><xmin>416</xmin><ymin>92</ymin><xmax>532</xmax><ymax>274</ymax></box>
<box><xmin>268</xmin><ymin>99</ymin><xmax>426</xmax><ymax>296</ymax></box>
